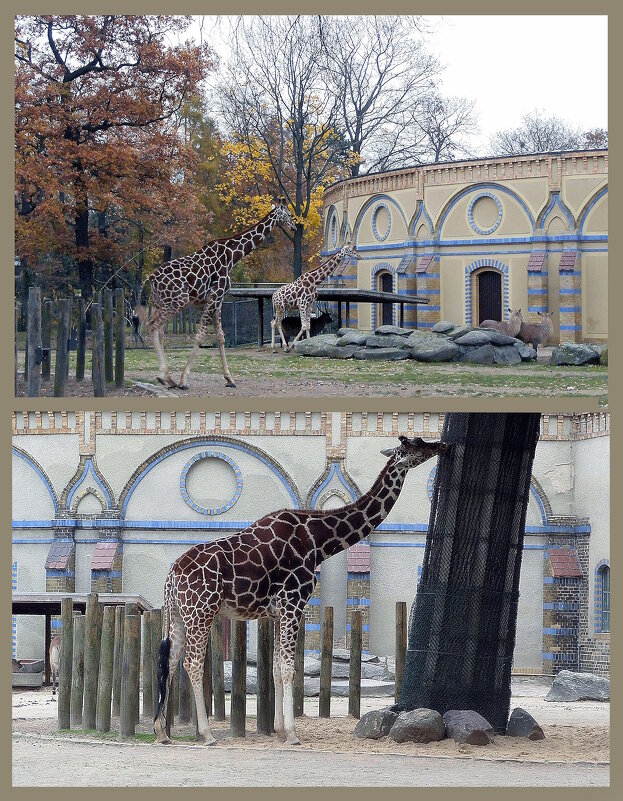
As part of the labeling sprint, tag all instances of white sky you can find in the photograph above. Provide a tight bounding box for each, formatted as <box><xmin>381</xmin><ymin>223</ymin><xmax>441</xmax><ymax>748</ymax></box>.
<box><xmin>187</xmin><ymin>14</ymin><xmax>608</xmax><ymax>154</ymax></box>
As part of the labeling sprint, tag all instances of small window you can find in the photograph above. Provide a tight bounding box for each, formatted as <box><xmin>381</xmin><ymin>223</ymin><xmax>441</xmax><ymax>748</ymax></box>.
<box><xmin>600</xmin><ymin>565</ymin><xmax>610</xmax><ymax>632</ymax></box>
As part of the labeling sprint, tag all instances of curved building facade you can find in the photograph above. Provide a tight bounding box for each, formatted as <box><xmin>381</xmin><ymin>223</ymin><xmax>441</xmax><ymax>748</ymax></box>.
<box><xmin>322</xmin><ymin>150</ymin><xmax>608</xmax><ymax>343</ymax></box>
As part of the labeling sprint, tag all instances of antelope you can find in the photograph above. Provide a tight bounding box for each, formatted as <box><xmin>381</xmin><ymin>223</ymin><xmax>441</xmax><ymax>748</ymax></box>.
<box><xmin>518</xmin><ymin>311</ymin><xmax>555</xmax><ymax>355</ymax></box>
<box><xmin>480</xmin><ymin>308</ymin><xmax>523</xmax><ymax>337</ymax></box>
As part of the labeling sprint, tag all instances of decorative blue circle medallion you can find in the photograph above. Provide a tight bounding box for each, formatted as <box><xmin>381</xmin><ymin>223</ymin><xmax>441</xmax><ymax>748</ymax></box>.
<box><xmin>372</xmin><ymin>203</ymin><xmax>392</xmax><ymax>241</ymax></box>
<box><xmin>180</xmin><ymin>451</ymin><xmax>243</xmax><ymax>516</ymax></box>
<box><xmin>467</xmin><ymin>192</ymin><xmax>503</xmax><ymax>236</ymax></box>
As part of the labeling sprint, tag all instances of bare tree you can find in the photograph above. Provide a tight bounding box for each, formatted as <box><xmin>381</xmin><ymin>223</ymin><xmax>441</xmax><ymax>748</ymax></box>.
<box><xmin>217</xmin><ymin>16</ymin><xmax>349</xmax><ymax>278</ymax></box>
<box><xmin>415</xmin><ymin>93</ymin><xmax>479</xmax><ymax>163</ymax></box>
<box><xmin>583</xmin><ymin>127</ymin><xmax>608</xmax><ymax>149</ymax></box>
<box><xmin>323</xmin><ymin>16</ymin><xmax>441</xmax><ymax>176</ymax></box>
<box><xmin>489</xmin><ymin>109</ymin><xmax>583</xmax><ymax>156</ymax></box>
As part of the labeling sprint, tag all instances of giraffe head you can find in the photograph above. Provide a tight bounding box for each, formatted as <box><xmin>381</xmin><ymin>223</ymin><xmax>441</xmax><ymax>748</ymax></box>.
<box><xmin>381</xmin><ymin>435</ymin><xmax>449</xmax><ymax>469</ymax></box>
<box><xmin>272</xmin><ymin>197</ymin><xmax>296</xmax><ymax>232</ymax></box>
<box><xmin>334</xmin><ymin>242</ymin><xmax>357</xmax><ymax>276</ymax></box>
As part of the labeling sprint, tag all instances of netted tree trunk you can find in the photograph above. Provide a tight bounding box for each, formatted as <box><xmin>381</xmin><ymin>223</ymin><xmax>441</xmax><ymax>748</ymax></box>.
<box><xmin>398</xmin><ymin>412</ymin><xmax>541</xmax><ymax>733</ymax></box>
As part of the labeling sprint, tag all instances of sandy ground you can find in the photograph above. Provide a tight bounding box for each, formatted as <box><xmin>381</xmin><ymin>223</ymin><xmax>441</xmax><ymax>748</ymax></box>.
<box><xmin>12</xmin><ymin>678</ymin><xmax>609</xmax><ymax>787</ymax></box>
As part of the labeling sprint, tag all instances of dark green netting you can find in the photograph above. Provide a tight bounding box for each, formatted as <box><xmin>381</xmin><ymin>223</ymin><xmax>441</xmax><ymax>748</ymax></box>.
<box><xmin>397</xmin><ymin>413</ymin><xmax>541</xmax><ymax>733</ymax></box>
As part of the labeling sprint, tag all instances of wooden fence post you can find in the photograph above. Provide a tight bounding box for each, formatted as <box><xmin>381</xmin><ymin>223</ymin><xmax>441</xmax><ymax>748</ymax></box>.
<box><xmin>294</xmin><ymin>624</ymin><xmax>305</xmax><ymax>717</ymax></box>
<box><xmin>95</xmin><ymin>605</ymin><xmax>116</xmax><ymax>732</ymax></box>
<box><xmin>395</xmin><ymin>601</ymin><xmax>407</xmax><ymax>703</ymax></box>
<box><xmin>27</xmin><ymin>286</ymin><xmax>42</xmax><ymax>397</ymax></box>
<box><xmin>41</xmin><ymin>299</ymin><xmax>52</xmax><ymax>381</ymax></box>
<box><xmin>120</xmin><ymin>609</ymin><xmax>140</xmax><ymax>737</ymax></box>
<box><xmin>114</xmin><ymin>288</ymin><xmax>125</xmax><ymax>388</ymax></box>
<box><xmin>319</xmin><ymin>606</ymin><xmax>333</xmax><ymax>718</ymax></box>
<box><xmin>103</xmin><ymin>290</ymin><xmax>114</xmax><ymax>383</ymax></box>
<box><xmin>112</xmin><ymin>605</ymin><xmax>124</xmax><ymax>717</ymax></box>
<box><xmin>230</xmin><ymin>619</ymin><xmax>247</xmax><ymax>738</ymax></box>
<box><xmin>70</xmin><ymin>613</ymin><xmax>85</xmax><ymax>727</ymax></box>
<box><xmin>256</xmin><ymin>618</ymin><xmax>271</xmax><ymax>735</ymax></box>
<box><xmin>91</xmin><ymin>303</ymin><xmax>106</xmax><ymax>397</ymax></box>
<box><xmin>349</xmin><ymin>610</ymin><xmax>362</xmax><ymax>719</ymax></box>
<box><xmin>211</xmin><ymin>615</ymin><xmax>226</xmax><ymax>721</ymax></box>
<box><xmin>76</xmin><ymin>297</ymin><xmax>86</xmax><ymax>381</ymax></box>
<box><xmin>53</xmin><ymin>298</ymin><xmax>70</xmax><ymax>397</ymax></box>
<box><xmin>141</xmin><ymin>612</ymin><xmax>153</xmax><ymax>719</ymax></box>
<box><xmin>58</xmin><ymin>598</ymin><xmax>73</xmax><ymax>730</ymax></box>
<box><xmin>82</xmin><ymin>593</ymin><xmax>101</xmax><ymax>730</ymax></box>
<box><xmin>150</xmin><ymin>608</ymin><xmax>162</xmax><ymax>720</ymax></box>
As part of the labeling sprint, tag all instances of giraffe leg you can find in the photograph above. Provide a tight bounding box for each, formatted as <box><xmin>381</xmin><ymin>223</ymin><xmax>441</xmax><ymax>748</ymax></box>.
<box><xmin>178</xmin><ymin>315</ymin><xmax>209</xmax><ymax>390</ymax></box>
<box><xmin>214</xmin><ymin>309</ymin><xmax>236</xmax><ymax>387</ymax></box>
<box><xmin>290</xmin><ymin>305</ymin><xmax>311</xmax><ymax>348</ymax></box>
<box><xmin>154</xmin><ymin>606</ymin><xmax>186</xmax><ymax>744</ymax></box>
<box><xmin>149</xmin><ymin>318</ymin><xmax>177</xmax><ymax>389</ymax></box>
<box><xmin>272</xmin><ymin>619</ymin><xmax>285</xmax><ymax>739</ymax></box>
<box><xmin>184</xmin><ymin>627</ymin><xmax>216</xmax><ymax>746</ymax></box>
<box><xmin>279</xmin><ymin>610</ymin><xmax>302</xmax><ymax>745</ymax></box>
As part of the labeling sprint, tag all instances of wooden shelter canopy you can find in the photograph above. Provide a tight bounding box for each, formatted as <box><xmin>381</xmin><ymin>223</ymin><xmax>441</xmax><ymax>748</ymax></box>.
<box><xmin>12</xmin><ymin>592</ymin><xmax>153</xmax><ymax>616</ymax></box>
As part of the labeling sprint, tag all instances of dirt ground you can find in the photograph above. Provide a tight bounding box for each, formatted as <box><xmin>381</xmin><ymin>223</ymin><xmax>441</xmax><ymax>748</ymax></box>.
<box><xmin>12</xmin><ymin>679</ymin><xmax>609</xmax><ymax>787</ymax></box>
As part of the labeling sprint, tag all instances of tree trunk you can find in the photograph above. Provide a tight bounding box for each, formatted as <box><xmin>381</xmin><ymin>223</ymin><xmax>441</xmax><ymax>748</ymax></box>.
<box><xmin>76</xmin><ymin>204</ymin><xmax>93</xmax><ymax>306</ymax></box>
<box><xmin>293</xmin><ymin>224</ymin><xmax>304</xmax><ymax>279</ymax></box>
<box><xmin>162</xmin><ymin>245</ymin><xmax>172</xmax><ymax>265</ymax></box>
<box><xmin>397</xmin><ymin>412</ymin><xmax>542</xmax><ymax>734</ymax></box>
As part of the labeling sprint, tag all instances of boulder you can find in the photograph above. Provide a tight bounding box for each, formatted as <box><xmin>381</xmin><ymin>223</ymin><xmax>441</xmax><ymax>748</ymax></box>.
<box><xmin>545</xmin><ymin>670</ymin><xmax>610</xmax><ymax>702</ymax></box>
<box><xmin>447</xmin><ymin>325</ymin><xmax>474</xmax><ymax>340</ymax></box>
<box><xmin>354</xmin><ymin>707</ymin><xmax>399</xmax><ymax>740</ymax></box>
<box><xmin>223</xmin><ymin>662</ymin><xmax>258</xmax><ymax>693</ymax></box>
<box><xmin>383</xmin><ymin>657</ymin><xmax>396</xmax><ymax>681</ymax></box>
<box><xmin>325</xmin><ymin>345</ymin><xmax>358</xmax><ymax>359</ymax></box>
<box><xmin>303</xmin><ymin>656</ymin><xmax>321</xmax><ymax>676</ymax></box>
<box><xmin>455</xmin><ymin>330</ymin><xmax>496</xmax><ymax>347</ymax></box>
<box><xmin>337</xmin><ymin>327</ymin><xmax>363</xmax><ymax>337</ymax></box>
<box><xmin>353</xmin><ymin>347</ymin><xmax>410</xmax><ymax>361</ymax></box>
<box><xmin>432</xmin><ymin>320</ymin><xmax>455</xmax><ymax>334</ymax></box>
<box><xmin>293</xmin><ymin>334</ymin><xmax>339</xmax><ymax>356</ymax></box>
<box><xmin>337</xmin><ymin>330</ymin><xmax>371</xmax><ymax>347</ymax></box>
<box><xmin>492</xmin><ymin>345</ymin><xmax>522</xmax><ymax>365</ymax></box>
<box><xmin>374</xmin><ymin>325</ymin><xmax>412</xmax><ymax>337</ymax></box>
<box><xmin>484</xmin><ymin>331</ymin><xmax>522</xmax><ymax>346</ymax></box>
<box><xmin>443</xmin><ymin>710</ymin><xmax>495</xmax><ymax>745</ymax></box>
<box><xmin>365</xmin><ymin>334</ymin><xmax>411</xmax><ymax>349</ymax></box>
<box><xmin>410</xmin><ymin>339</ymin><xmax>462</xmax><ymax>363</ymax></box>
<box><xmin>406</xmin><ymin>330</ymin><xmax>441</xmax><ymax>346</ymax></box>
<box><xmin>329</xmin><ymin>661</ymin><xmax>351</xmax><ymax>679</ymax></box>
<box><xmin>506</xmin><ymin>707</ymin><xmax>545</xmax><ymax>740</ymax></box>
<box><xmin>550</xmin><ymin>343</ymin><xmax>601</xmax><ymax>366</ymax></box>
<box><xmin>458</xmin><ymin>343</ymin><xmax>496</xmax><ymax>365</ymax></box>
<box><xmin>332</xmin><ymin>648</ymin><xmax>379</xmax><ymax>663</ymax></box>
<box><xmin>361</xmin><ymin>661</ymin><xmax>388</xmax><ymax>680</ymax></box>
<box><xmin>514</xmin><ymin>341</ymin><xmax>537</xmax><ymax>361</ymax></box>
<box><xmin>388</xmin><ymin>708</ymin><xmax>446</xmax><ymax>743</ymax></box>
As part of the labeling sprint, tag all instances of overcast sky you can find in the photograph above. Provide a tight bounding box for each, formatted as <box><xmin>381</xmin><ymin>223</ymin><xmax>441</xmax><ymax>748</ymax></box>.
<box><xmin>189</xmin><ymin>14</ymin><xmax>608</xmax><ymax>154</ymax></box>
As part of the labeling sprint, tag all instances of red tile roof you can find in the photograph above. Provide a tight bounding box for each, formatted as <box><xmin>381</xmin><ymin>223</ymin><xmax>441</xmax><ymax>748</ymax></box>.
<box><xmin>527</xmin><ymin>251</ymin><xmax>546</xmax><ymax>272</ymax></box>
<box><xmin>45</xmin><ymin>540</ymin><xmax>73</xmax><ymax>570</ymax></box>
<box><xmin>91</xmin><ymin>541</ymin><xmax>119</xmax><ymax>571</ymax></box>
<box><xmin>416</xmin><ymin>255</ymin><xmax>434</xmax><ymax>273</ymax></box>
<box><xmin>558</xmin><ymin>251</ymin><xmax>578</xmax><ymax>271</ymax></box>
<box><xmin>548</xmin><ymin>547</ymin><xmax>583</xmax><ymax>578</ymax></box>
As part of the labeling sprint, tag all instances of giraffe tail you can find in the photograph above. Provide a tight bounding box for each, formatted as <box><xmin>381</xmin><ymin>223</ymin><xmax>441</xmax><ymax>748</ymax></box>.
<box><xmin>154</xmin><ymin>635</ymin><xmax>171</xmax><ymax>723</ymax></box>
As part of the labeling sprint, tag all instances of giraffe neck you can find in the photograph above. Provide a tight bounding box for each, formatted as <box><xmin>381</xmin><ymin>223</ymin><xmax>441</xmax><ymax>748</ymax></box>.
<box><xmin>222</xmin><ymin>210</ymin><xmax>279</xmax><ymax>259</ymax></box>
<box><xmin>313</xmin><ymin>459</ymin><xmax>408</xmax><ymax>560</ymax></box>
<box><xmin>302</xmin><ymin>253</ymin><xmax>343</xmax><ymax>286</ymax></box>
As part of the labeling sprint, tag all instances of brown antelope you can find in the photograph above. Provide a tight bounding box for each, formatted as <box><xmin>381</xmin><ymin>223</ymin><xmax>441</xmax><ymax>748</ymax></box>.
<box><xmin>518</xmin><ymin>311</ymin><xmax>555</xmax><ymax>355</ymax></box>
<box><xmin>480</xmin><ymin>307</ymin><xmax>523</xmax><ymax>337</ymax></box>
<box><xmin>49</xmin><ymin>635</ymin><xmax>61</xmax><ymax>697</ymax></box>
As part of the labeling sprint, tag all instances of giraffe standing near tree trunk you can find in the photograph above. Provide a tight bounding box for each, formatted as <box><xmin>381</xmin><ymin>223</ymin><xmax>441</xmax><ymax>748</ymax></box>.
<box><xmin>153</xmin><ymin>435</ymin><xmax>448</xmax><ymax>747</ymax></box>
<box><xmin>141</xmin><ymin>199</ymin><xmax>295</xmax><ymax>389</ymax></box>
<box><xmin>270</xmin><ymin>243</ymin><xmax>357</xmax><ymax>351</ymax></box>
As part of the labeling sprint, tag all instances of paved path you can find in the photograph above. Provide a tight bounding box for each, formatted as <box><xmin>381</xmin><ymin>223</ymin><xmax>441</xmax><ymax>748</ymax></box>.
<box><xmin>12</xmin><ymin>734</ymin><xmax>609</xmax><ymax>787</ymax></box>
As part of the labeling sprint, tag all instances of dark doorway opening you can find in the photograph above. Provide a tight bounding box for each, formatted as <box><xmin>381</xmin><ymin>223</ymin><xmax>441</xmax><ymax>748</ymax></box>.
<box><xmin>379</xmin><ymin>272</ymin><xmax>394</xmax><ymax>325</ymax></box>
<box><xmin>478</xmin><ymin>270</ymin><xmax>502</xmax><ymax>324</ymax></box>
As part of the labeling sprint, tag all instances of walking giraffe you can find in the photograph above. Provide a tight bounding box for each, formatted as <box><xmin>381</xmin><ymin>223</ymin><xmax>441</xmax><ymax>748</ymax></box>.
<box><xmin>142</xmin><ymin>199</ymin><xmax>295</xmax><ymax>389</ymax></box>
<box><xmin>154</xmin><ymin>435</ymin><xmax>448</xmax><ymax>746</ymax></box>
<box><xmin>270</xmin><ymin>243</ymin><xmax>357</xmax><ymax>351</ymax></box>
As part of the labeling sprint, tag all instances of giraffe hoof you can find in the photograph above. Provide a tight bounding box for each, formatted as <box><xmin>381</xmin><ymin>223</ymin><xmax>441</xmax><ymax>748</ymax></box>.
<box><xmin>225</xmin><ymin>381</ymin><xmax>237</xmax><ymax>388</ymax></box>
<box><xmin>285</xmin><ymin>736</ymin><xmax>301</xmax><ymax>746</ymax></box>
<box><xmin>177</xmin><ymin>384</ymin><xmax>188</xmax><ymax>391</ymax></box>
<box><xmin>156</xmin><ymin>737</ymin><xmax>173</xmax><ymax>745</ymax></box>
<box><xmin>196</xmin><ymin>734</ymin><xmax>217</xmax><ymax>746</ymax></box>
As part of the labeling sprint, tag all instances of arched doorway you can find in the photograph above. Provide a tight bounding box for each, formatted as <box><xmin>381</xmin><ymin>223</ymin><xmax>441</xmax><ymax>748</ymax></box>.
<box><xmin>477</xmin><ymin>270</ymin><xmax>502</xmax><ymax>323</ymax></box>
<box><xmin>378</xmin><ymin>271</ymin><xmax>394</xmax><ymax>326</ymax></box>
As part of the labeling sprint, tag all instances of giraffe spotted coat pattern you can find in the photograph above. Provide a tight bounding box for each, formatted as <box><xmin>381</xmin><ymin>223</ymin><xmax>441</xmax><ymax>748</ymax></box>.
<box><xmin>142</xmin><ymin>199</ymin><xmax>295</xmax><ymax>390</ymax></box>
<box><xmin>154</xmin><ymin>435</ymin><xmax>448</xmax><ymax>746</ymax></box>
<box><xmin>270</xmin><ymin>243</ymin><xmax>357</xmax><ymax>351</ymax></box>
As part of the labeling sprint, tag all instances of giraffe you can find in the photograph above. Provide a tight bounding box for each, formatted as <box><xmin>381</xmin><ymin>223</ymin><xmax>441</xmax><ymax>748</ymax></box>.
<box><xmin>270</xmin><ymin>243</ymin><xmax>357</xmax><ymax>351</ymax></box>
<box><xmin>153</xmin><ymin>435</ymin><xmax>448</xmax><ymax>747</ymax></box>
<box><xmin>142</xmin><ymin>199</ymin><xmax>295</xmax><ymax>389</ymax></box>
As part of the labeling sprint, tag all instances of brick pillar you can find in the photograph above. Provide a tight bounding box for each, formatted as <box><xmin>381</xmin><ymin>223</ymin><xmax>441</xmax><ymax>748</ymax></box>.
<box><xmin>304</xmin><ymin>570</ymin><xmax>322</xmax><ymax>653</ymax></box>
<box><xmin>346</xmin><ymin>543</ymin><xmax>371</xmax><ymax>652</ymax></box>
<box><xmin>542</xmin><ymin>545</ymin><xmax>582</xmax><ymax>675</ymax></box>
<box><xmin>45</xmin><ymin>527</ymin><xmax>76</xmax><ymax>642</ymax></box>
<box><xmin>413</xmin><ymin>256</ymin><xmax>440</xmax><ymax>330</ymax></box>
<box><xmin>527</xmin><ymin>251</ymin><xmax>548</xmax><ymax>318</ymax></box>
<box><xmin>90</xmin><ymin>530</ymin><xmax>123</xmax><ymax>593</ymax></box>
<box><xmin>558</xmin><ymin>251</ymin><xmax>582</xmax><ymax>343</ymax></box>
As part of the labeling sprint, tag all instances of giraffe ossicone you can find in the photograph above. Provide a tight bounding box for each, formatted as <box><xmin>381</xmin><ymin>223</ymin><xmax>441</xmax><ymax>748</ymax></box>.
<box><xmin>153</xmin><ymin>435</ymin><xmax>448</xmax><ymax>747</ymax></box>
<box><xmin>140</xmin><ymin>199</ymin><xmax>295</xmax><ymax>390</ymax></box>
<box><xmin>270</xmin><ymin>243</ymin><xmax>357</xmax><ymax>352</ymax></box>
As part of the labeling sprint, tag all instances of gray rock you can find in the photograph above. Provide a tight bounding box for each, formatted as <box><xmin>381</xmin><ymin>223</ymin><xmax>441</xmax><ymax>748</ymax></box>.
<box><xmin>293</xmin><ymin>334</ymin><xmax>339</xmax><ymax>356</ymax></box>
<box><xmin>447</xmin><ymin>325</ymin><xmax>474</xmax><ymax>340</ymax></box>
<box><xmin>329</xmin><ymin>661</ymin><xmax>351</xmax><ymax>679</ymax></box>
<box><xmin>354</xmin><ymin>707</ymin><xmax>399</xmax><ymax>739</ymax></box>
<box><xmin>458</xmin><ymin>343</ymin><xmax>496</xmax><ymax>365</ymax></box>
<box><xmin>545</xmin><ymin>670</ymin><xmax>610</xmax><ymax>702</ymax></box>
<box><xmin>514</xmin><ymin>341</ymin><xmax>537</xmax><ymax>360</ymax></box>
<box><xmin>485</xmin><ymin>331</ymin><xmax>522</xmax><ymax>346</ymax></box>
<box><xmin>410</xmin><ymin>339</ymin><xmax>462</xmax><ymax>363</ymax></box>
<box><xmin>337</xmin><ymin>330</ymin><xmax>371</xmax><ymax>347</ymax></box>
<box><xmin>550</xmin><ymin>343</ymin><xmax>601</xmax><ymax>366</ymax></box>
<box><xmin>353</xmin><ymin>347</ymin><xmax>410</xmax><ymax>361</ymax></box>
<box><xmin>383</xmin><ymin>657</ymin><xmax>396</xmax><ymax>681</ymax></box>
<box><xmin>443</xmin><ymin>710</ymin><xmax>495</xmax><ymax>745</ymax></box>
<box><xmin>223</xmin><ymin>662</ymin><xmax>258</xmax><ymax>693</ymax></box>
<box><xmin>337</xmin><ymin>327</ymin><xmax>364</xmax><ymax>337</ymax></box>
<box><xmin>304</xmin><ymin>677</ymin><xmax>320</xmax><ymax>696</ymax></box>
<box><xmin>361</xmin><ymin>662</ymin><xmax>389</xmax><ymax>680</ymax></box>
<box><xmin>325</xmin><ymin>344</ymin><xmax>358</xmax><ymax>359</ymax></box>
<box><xmin>432</xmin><ymin>320</ymin><xmax>455</xmax><ymax>334</ymax></box>
<box><xmin>303</xmin><ymin>656</ymin><xmax>321</xmax><ymax>676</ymax></box>
<box><xmin>493</xmin><ymin>345</ymin><xmax>522</xmax><ymax>365</ymax></box>
<box><xmin>506</xmin><ymin>707</ymin><xmax>545</xmax><ymax>740</ymax></box>
<box><xmin>374</xmin><ymin>325</ymin><xmax>412</xmax><ymax>337</ymax></box>
<box><xmin>388</xmin><ymin>708</ymin><xmax>446</xmax><ymax>743</ymax></box>
<box><xmin>455</xmin><ymin>330</ymin><xmax>495</xmax><ymax>346</ymax></box>
<box><xmin>405</xmin><ymin>330</ymin><xmax>441</xmax><ymax>345</ymax></box>
<box><xmin>365</xmin><ymin>334</ymin><xmax>411</xmax><ymax>349</ymax></box>
<box><xmin>332</xmin><ymin>648</ymin><xmax>379</xmax><ymax>663</ymax></box>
